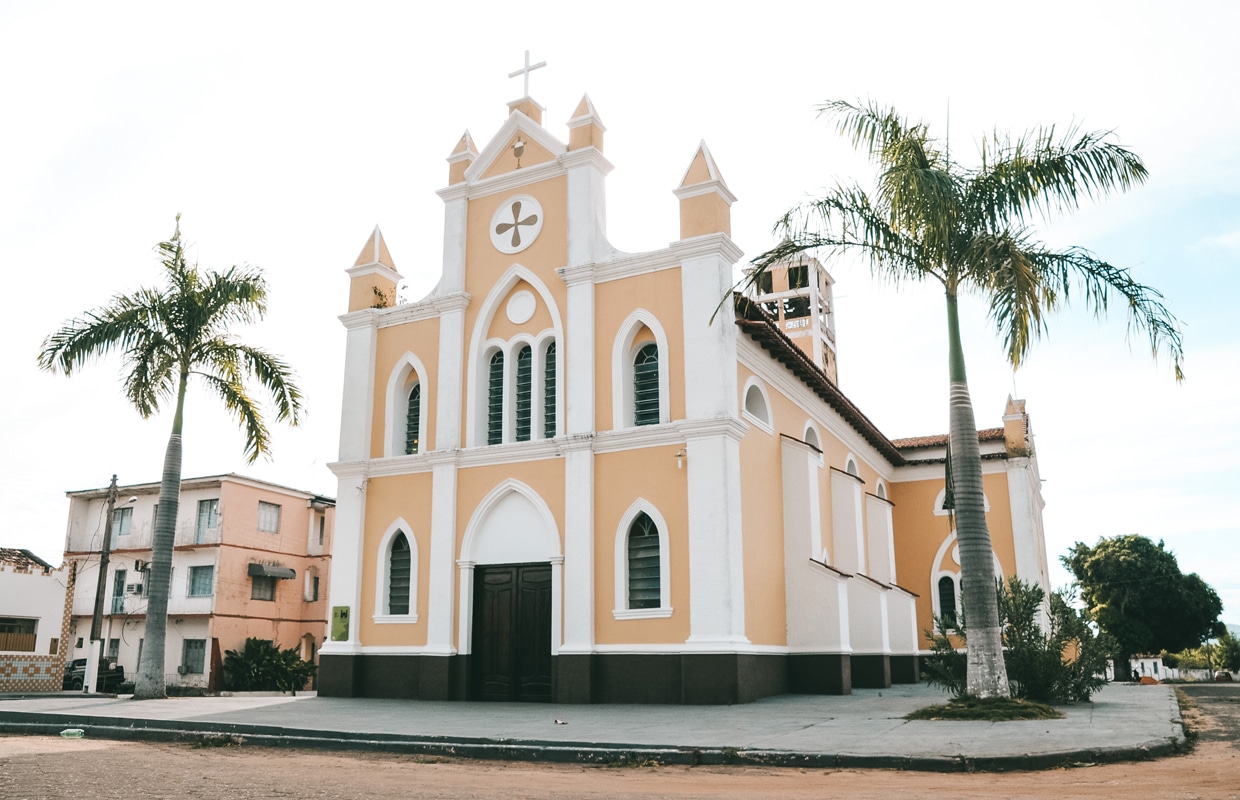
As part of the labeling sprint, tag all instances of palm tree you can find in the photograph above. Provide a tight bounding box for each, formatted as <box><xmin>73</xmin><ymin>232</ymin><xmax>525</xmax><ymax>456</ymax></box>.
<box><xmin>39</xmin><ymin>216</ymin><xmax>304</xmax><ymax>699</ymax></box>
<box><xmin>751</xmin><ymin>101</ymin><xmax>1183</xmax><ymax>699</ymax></box>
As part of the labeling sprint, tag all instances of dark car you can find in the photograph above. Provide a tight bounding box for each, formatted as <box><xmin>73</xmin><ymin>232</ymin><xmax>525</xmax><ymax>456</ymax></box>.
<box><xmin>62</xmin><ymin>658</ymin><xmax>126</xmax><ymax>692</ymax></box>
<box><xmin>1215</xmin><ymin>671</ymin><xmax>1235</xmax><ymax>682</ymax></box>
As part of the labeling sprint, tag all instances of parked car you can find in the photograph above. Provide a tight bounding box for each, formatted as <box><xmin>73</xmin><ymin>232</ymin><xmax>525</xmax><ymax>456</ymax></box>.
<box><xmin>62</xmin><ymin>658</ymin><xmax>126</xmax><ymax>692</ymax></box>
<box><xmin>1215</xmin><ymin>671</ymin><xmax>1235</xmax><ymax>682</ymax></box>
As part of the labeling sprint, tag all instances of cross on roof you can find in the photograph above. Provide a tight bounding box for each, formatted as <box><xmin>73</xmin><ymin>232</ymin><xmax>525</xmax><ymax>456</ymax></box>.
<box><xmin>508</xmin><ymin>50</ymin><xmax>547</xmax><ymax>98</ymax></box>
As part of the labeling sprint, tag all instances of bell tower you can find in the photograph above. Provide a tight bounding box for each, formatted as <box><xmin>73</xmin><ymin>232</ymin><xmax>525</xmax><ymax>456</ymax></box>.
<box><xmin>745</xmin><ymin>256</ymin><xmax>838</xmax><ymax>383</ymax></box>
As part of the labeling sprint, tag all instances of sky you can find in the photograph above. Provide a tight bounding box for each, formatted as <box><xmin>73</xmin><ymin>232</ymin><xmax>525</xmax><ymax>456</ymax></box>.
<box><xmin>2</xmin><ymin>2</ymin><xmax>1237</xmax><ymax>627</ymax></box>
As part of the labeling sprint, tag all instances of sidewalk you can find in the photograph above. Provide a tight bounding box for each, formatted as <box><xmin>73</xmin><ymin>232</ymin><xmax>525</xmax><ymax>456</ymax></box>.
<box><xmin>0</xmin><ymin>683</ymin><xmax>1186</xmax><ymax>772</ymax></box>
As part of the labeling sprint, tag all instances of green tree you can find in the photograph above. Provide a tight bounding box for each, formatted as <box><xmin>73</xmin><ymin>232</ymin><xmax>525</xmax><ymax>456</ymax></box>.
<box><xmin>39</xmin><ymin>217</ymin><xmax>304</xmax><ymax>699</ymax></box>
<box><xmin>751</xmin><ymin>101</ymin><xmax>1182</xmax><ymax>699</ymax></box>
<box><xmin>1216</xmin><ymin>631</ymin><xmax>1240</xmax><ymax>672</ymax></box>
<box><xmin>1064</xmin><ymin>535</ymin><xmax>1222</xmax><ymax>678</ymax></box>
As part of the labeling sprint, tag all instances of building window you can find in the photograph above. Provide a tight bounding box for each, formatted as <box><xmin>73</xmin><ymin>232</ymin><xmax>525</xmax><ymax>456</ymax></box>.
<box><xmin>627</xmin><ymin>513</ymin><xmax>661</xmax><ymax>610</ymax></box>
<box><xmin>107</xmin><ymin>638</ymin><xmax>119</xmax><ymax>661</ymax></box>
<box><xmin>111</xmin><ymin>569</ymin><xmax>126</xmax><ymax>614</ymax></box>
<box><xmin>543</xmin><ymin>342</ymin><xmax>557</xmax><ymax>438</ymax></box>
<box><xmin>633</xmin><ymin>344</ymin><xmax>660</xmax><ymax>426</ymax></box>
<box><xmin>112</xmin><ymin>506</ymin><xmax>132</xmax><ymax>536</ymax></box>
<box><xmin>182</xmin><ymin>639</ymin><xmax>206</xmax><ymax>674</ymax></box>
<box><xmin>251</xmin><ymin>574</ymin><xmax>276</xmax><ymax>601</ymax></box>
<box><xmin>188</xmin><ymin>565</ymin><xmax>214</xmax><ymax>597</ymax></box>
<box><xmin>487</xmin><ymin>350</ymin><xmax>504</xmax><ymax>445</ymax></box>
<box><xmin>196</xmin><ymin>499</ymin><xmax>219</xmax><ymax>543</ymax></box>
<box><xmin>317</xmin><ymin>515</ymin><xmax>325</xmax><ymax>546</ymax></box>
<box><xmin>515</xmin><ymin>345</ymin><xmax>533</xmax><ymax>441</ymax></box>
<box><xmin>257</xmin><ymin>501</ymin><xmax>281</xmax><ymax>533</ymax></box>
<box><xmin>305</xmin><ymin>567</ymin><xmax>320</xmax><ymax>602</ymax></box>
<box><xmin>743</xmin><ymin>381</ymin><xmax>771</xmax><ymax>428</ymax></box>
<box><xmin>937</xmin><ymin>575</ymin><xmax>958</xmax><ymax>627</ymax></box>
<box><xmin>405</xmin><ymin>383</ymin><xmax>421</xmax><ymax>454</ymax></box>
<box><xmin>388</xmin><ymin>532</ymin><xmax>411</xmax><ymax>615</ymax></box>
<box><xmin>0</xmin><ymin>617</ymin><xmax>37</xmax><ymax>652</ymax></box>
<box><xmin>788</xmin><ymin>263</ymin><xmax>809</xmax><ymax>290</ymax></box>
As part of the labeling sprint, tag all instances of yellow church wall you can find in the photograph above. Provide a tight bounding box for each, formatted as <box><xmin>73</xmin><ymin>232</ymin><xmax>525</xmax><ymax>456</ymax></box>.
<box><xmin>486</xmin><ymin>280</ymin><xmax>555</xmax><ymax>341</ymax></box>
<box><xmin>369</xmin><ymin>317</ymin><xmax>441</xmax><ymax>457</ymax></box>
<box><xmin>593</xmin><ymin>446</ymin><xmax>690</xmax><ymax>645</ymax></box>
<box><xmin>679</xmin><ymin>193</ymin><xmax>731</xmax><ymax>239</ymax></box>
<box><xmin>737</xmin><ymin>412</ymin><xmax>788</xmax><ymax>645</ymax></box>
<box><xmin>348</xmin><ymin>273</ymin><xmax>396</xmax><ymax>313</ymax></box>
<box><xmin>452</xmin><ymin>459</ymin><xmax>567</xmax><ymax>648</ymax></box>
<box><xmin>889</xmin><ymin>469</ymin><xmax>1018</xmax><ymax>647</ymax></box>
<box><xmin>481</xmin><ymin>133</ymin><xmax>557</xmax><ymax>179</ymax></box>
<box><xmin>593</xmin><ymin>269</ymin><xmax>686</xmax><ymax>430</ymax></box>
<box><xmin>358</xmin><ymin>472</ymin><xmax>434</xmax><ymax>647</ymax></box>
<box><xmin>463</xmin><ymin>176</ymin><xmax>568</xmax><ymax>306</ymax></box>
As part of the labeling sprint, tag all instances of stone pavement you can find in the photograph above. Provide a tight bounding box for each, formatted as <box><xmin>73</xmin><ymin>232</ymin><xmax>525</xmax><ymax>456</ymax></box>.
<box><xmin>0</xmin><ymin>683</ymin><xmax>1186</xmax><ymax>772</ymax></box>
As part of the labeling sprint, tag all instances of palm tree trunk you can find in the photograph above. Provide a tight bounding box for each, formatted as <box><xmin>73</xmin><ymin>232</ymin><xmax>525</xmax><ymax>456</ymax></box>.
<box><xmin>945</xmin><ymin>292</ymin><xmax>1011</xmax><ymax>699</ymax></box>
<box><xmin>133</xmin><ymin>373</ymin><xmax>187</xmax><ymax>700</ymax></box>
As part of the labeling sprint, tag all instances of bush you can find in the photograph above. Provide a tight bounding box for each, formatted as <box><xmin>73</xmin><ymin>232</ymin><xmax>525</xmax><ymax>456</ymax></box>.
<box><xmin>222</xmin><ymin>638</ymin><xmax>316</xmax><ymax>692</ymax></box>
<box><xmin>922</xmin><ymin>577</ymin><xmax>1111</xmax><ymax>704</ymax></box>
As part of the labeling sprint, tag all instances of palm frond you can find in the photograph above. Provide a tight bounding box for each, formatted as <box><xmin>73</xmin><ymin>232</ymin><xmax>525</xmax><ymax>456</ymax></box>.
<box><xmin>967</xmin><ymin>125</ymin><xmax>1148</xmax><ymax>231</ymax></box>
<box><xmin>196</xmin><ymin>371</ymin><xmax>271</xmax><ymax>463</ymax></box>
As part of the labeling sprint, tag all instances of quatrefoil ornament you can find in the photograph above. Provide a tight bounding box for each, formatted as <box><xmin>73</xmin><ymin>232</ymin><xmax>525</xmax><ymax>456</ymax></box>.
<box><xmin>489</xmin><ymin>194</ymin><xmax>544</xmax><ymax>254</ymax></box>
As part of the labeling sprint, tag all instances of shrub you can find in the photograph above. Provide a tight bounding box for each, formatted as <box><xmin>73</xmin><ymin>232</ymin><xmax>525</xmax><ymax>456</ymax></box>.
<box><xmin>223</xmin><ymin>638</ymin><xmax>316</xmax><ymax>692</ymax></box>
<box><xmin>922</xmin><ymin>577</ymin><xmax>1111</xmax><ymax>704</ymax></box>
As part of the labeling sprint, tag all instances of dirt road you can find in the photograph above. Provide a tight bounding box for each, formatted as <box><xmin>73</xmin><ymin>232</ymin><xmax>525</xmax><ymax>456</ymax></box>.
<box><xmin>1</xmin><ymin>685</ymin><xmax>1235</xmax><ymax>799</ymax></box>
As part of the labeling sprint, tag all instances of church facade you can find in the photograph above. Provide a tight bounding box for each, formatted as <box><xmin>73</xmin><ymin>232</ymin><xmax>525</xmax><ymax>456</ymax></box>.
<box><xmin>319</xmin><ymin>90</ymin><xmax>1050</xmax><ymax>703</ymax></box>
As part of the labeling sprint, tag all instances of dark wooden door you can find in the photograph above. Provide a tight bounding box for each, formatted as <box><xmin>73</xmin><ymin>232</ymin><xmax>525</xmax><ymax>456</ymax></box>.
<box><xmin>472</xmin><ymin>563</ymin><xmax>552</xmax><ymax>702</ymax></box>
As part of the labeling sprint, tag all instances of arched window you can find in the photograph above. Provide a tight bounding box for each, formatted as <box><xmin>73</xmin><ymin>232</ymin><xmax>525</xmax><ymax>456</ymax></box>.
<box><xmin>487</xmin><ymin>351</ymin><xmax>504</xmax><ymax>445</ymax></box>
<box><xmin>845</xmin><ymin>457</ymin><xmax>859</xmax><ymax>477</ymax></box>
<box><xmin>405</xmin><ymin>383</ymin><xmax>421</xmax><ymax>454</ymax></box>
<box><xmin>633</xmin><ymin>344</ymin><xmax>660</xmax><ymax>426</ymax></box>
<box><xmin>543</xmin><ymin>342</ymin><xmax>557</xmax><ymax>438</ymax></box>
<box><xmin>803</xmin><ymin>423</ymin><xmax>821</xmax><ymax>451</ymax></box>
<box><xmin>627</xmin><ymin>513</ymin><xmax>660</xmax><ymax>609</ymax></box>
<box><xmin>937</xmin><ymin>575</ymin><xmax>957</xmax><ymax>627</ymax></box>
<box><xmin>743</xmin><ymin>383</ymin><xmax>770</xmax><ymax>425</ymax></box>
<box><xmin>515</xmin><ymin>345</ymin><xmax>533</xmax><ymax>442</ymax></box>
<box><xmin>388</xmin><ymin>533</ymin><xmax>411</xmax><ymax>615</ymax></box>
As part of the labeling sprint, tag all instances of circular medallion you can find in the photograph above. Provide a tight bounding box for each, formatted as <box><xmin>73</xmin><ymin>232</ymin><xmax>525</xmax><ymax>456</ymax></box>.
<box><xmin>505</xmin><ymin>290</ymin><xmax>536</xmax><ymax>324</ymax></box>
<box><xmin>489</xmin><ymin>194</ymin><xmax>544</xmax><ymax>254</ymax></box>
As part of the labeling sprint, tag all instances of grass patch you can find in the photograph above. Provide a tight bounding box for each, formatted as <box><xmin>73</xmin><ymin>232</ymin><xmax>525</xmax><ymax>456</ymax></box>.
<box><xmin>906</xmin><ymin>696</ymin><xmax>1063</xmax><ymax>721</ymax></box>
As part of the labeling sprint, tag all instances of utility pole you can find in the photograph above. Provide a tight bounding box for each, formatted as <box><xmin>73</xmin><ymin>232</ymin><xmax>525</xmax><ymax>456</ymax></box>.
<box><xmin>84</xmin><ymin>475</ymin><xmax>118</xmax><ymax>693</ymax></box>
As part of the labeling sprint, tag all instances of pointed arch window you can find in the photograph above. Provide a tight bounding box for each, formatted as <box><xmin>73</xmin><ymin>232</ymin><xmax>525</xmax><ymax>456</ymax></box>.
<box><xmin>388</xmin><ymin>533</ymin><xmax>411</xmax><ymax>616</ymax></box>
<box><xmin>633</xmin><ymin>344</ymin><xmax>660</xmax><ymax>426</ymax></box>
<box><xmin>627</xmin><ymin>513</ymin><xmax>661</xmax><ymax>609</ymax></box>
<box><xmin>405</xmin><ymin>383</ymin><xmax>421</xmax><ymax>454</ymax></box>
<box><xmin>515</xmin><ymin>345</ymin><xmax>533</xmax><ymax>442</ymax></box>
<box><xmin>487</xmin><ymin>351</ymin><xmax>504</xmax><ymax>445</ymax></box>
<box><xmin>543</xmin><ymin>342</ymin><xmax>557</xmax><ymax>438</ymax></box>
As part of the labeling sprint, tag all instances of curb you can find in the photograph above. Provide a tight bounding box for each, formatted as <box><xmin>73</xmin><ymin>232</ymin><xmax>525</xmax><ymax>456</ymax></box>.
<box><xmin>0</xmin><ymin>710</ymin><xmax>1189</xmax><ymax>773</ymax></box>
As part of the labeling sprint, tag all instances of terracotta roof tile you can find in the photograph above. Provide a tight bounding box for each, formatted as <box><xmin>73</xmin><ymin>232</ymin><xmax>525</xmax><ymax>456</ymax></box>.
<box><xmin>0</xmin><ymin>548</ymin><xmax>55</xmax><ymax>572</ymax></box>
<box><xmin>890</xmin><ymin>428</ymin><xmax>1005</xmax><ymax>450</ymax></box>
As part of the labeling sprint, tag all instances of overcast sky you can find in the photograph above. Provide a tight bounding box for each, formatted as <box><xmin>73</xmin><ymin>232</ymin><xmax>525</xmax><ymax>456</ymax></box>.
<box><xmin>3</xmin><ymin>1</ymin><xmax>1236</xmax><ymax>625</ymax></box>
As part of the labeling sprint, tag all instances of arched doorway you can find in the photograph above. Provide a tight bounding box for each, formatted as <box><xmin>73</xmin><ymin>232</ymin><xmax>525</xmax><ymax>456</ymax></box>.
<box><xmin>460</xmin><ymin>481</ymin><xmax>561</xmax><ymax>702</ymax></box>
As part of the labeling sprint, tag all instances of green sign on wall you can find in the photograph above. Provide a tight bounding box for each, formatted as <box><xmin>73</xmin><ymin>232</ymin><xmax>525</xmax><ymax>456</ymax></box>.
<box><xmin>331</xmin><ymin>606</ymin><xmax>350</xmax><ymax>642</ymax></box>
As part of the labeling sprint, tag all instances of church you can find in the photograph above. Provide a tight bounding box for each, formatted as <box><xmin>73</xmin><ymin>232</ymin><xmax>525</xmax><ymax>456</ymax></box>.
<box><xmin>318</xmin><ymin>79</ymin><xmax>1051</xmax><ymax>704</ymax></box>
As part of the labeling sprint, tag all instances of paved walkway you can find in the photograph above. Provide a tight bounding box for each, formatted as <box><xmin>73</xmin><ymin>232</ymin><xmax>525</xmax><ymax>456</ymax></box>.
<box><xmin>0</xmin><ymin>683</ymin><xmax>1185</xmax><ymax>771</ymax></box>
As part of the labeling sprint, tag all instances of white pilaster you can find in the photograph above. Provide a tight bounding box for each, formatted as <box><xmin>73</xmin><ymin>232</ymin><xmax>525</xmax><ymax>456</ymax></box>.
<box><xmin>560</xmin><ymin>440</ymin><xmax>594</xmax><ymax>653</ymax></box>
<box><xmin>337</xmin><ymin>316</ymin><xmax>378</xmax><ymax>461</ymax></box>
<box><xmin>426</xmin><ymin>456</ymin><xmax>458</xmax><ymax>655</ymax></box>
<box><xmin>434</xmin><ymin>297</ymin><xmax>468</xmax><ymax>450</ymax></box>
<box><xmin>564</xmin><ymin>278</ymin><xmax>595</xmax><ymax>434</ymax></box>
<box><xmin>683</xmin><ymin>418</ymin><xmax>748</xmax><ymax>645</ymax></box>
<box><xmin>563</xmin><ymin>148</ymin><xmax>612</xmax><ymax>265</ymax></box>
<box><xmin>439</xmin><ymin>189</ymin><xmax>468</xmax><ymax>295</ymax></box>
<box><xmin>321</xmin><ymin>467</ymin><xmax>367</xmax><ymax>653</ymax></box>
<box><xmin>678</xmin><ymin>244</ymin><xmax>741</xmax><ymax>420</ymax></box>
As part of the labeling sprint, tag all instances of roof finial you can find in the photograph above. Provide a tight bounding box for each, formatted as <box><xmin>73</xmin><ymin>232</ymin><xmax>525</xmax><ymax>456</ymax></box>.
<box><xmin>508</xmin><ymin>50</ymin><xmax>547</xmax><ymax>98</ymax></box>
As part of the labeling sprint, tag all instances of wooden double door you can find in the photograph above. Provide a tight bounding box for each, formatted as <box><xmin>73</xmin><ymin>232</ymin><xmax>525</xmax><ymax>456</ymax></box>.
<box><xmin>471</xmin><ymin>562</ymin><xmax>552</xmax><ymax>702</ymax></box>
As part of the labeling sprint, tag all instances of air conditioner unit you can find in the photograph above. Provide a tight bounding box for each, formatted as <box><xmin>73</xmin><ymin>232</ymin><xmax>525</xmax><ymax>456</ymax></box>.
<box><xmin>127</xmin><ymin>583</ymin><xmax>144</xmax><ymax>595</ymax></box>
<box><xmin>176</xmin><ymin>665</ymin><xmax>188</xmax><ymax>675</ymax></box>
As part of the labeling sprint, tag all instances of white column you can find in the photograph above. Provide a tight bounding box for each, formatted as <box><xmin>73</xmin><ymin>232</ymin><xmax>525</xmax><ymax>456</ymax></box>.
<box><xmin>678</xmin><ymin>248</ymin><xmax>740</xmax><ymax>420</ymax></box>
<box><xmin>684</xmin><ymin>420</ymin><xmax>748</xmax><ymax>644</ymax></box>
<box><xmin>564</xmin><ymin>150</ymin><xmax>611</xmax><ymax>265</ymax></box>
<box><xmin>426</xmin><ymin>455</ymin><xmax>458</xmax><ymax>654</ymax></box>
<box><xmin>438</xmin><ymin>190</ymin><xmax>468</xmax><ymax>295</ymax></box>
<box><xmin>434</xmin><ymin>298</ymin><xmax>468</xmax><ymax>450</ymax></box>
<box><xmin>456</xmin><ymin>560</ymin><xmax>476</xmax><ymax>654</ymax></box>
<box><xmin>560</xmin><ymin>441</ymin><xmax>594</xmax><ymax>653</ymax></box>
<box><xmin>321</xmin><ymin>468</ymin><xmax>366</xmax><ymax>652</ymax></box>
<box><xmin>337</xmin><ymin>317</ymin><xmax>378</xmax><ymax>461</ymax></box>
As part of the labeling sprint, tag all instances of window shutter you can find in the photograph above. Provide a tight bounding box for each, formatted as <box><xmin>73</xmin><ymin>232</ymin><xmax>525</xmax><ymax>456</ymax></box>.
<box><xmin>543</xmin><ymin>342</ymin><xmax>557</xmax><ymax>438</ymax></box>
<box><xmin>405</xmin><ymin>383</ymin><xmax>421</xmax><ymax>454</ymax></box>
<box><xmin>487</xmin><ymin>351</ymin><xmax>504</xmax><ymax>445</ymax></box>
<box><xmin>515</xmin><ymin>346</ymin><xmax>533</xmax><ymax>442</ymax></box>
<box><xmin>627</xmin><ymin>513</ymin><xmax>661</xmax><ymax>609</ymax></box>
<box><xmin>388</xmin><ymin>533</ymin><xmax>411</xmax><ymax>615</ymax></box>
<box><xmin>633</xmin><ymin>344</ymin><xmax>660</xmax><ymax>426</ymax></box>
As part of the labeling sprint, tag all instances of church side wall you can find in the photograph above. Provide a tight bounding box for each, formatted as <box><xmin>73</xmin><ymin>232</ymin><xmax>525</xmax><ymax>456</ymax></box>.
<box><xmin>370</xmin><ymin>317</ymin><xmax>441</xmax><ymax>458</ymax></box>
<box><xmin>593</xmin><ymin>447</ymin><xmax>690</xmax><ymax>645</ymax></box>
<box><xmin>358</xmin><ymin>472</ymin><xmax>434</xmax><ymax>647</ymax></box>
<box><xmin>592</xmin><ymin>269</ymin><xmax>686</xmax><ymax>430</ymax></box>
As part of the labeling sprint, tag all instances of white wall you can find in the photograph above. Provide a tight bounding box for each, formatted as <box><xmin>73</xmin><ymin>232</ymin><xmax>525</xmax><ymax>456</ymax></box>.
<box><xmin>0</xmin><ymin>565</ymin><xmax>68</xmax><ymax>654</ymax></box>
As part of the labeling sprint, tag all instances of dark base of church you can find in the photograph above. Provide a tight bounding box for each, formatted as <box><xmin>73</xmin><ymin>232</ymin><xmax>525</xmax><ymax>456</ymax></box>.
<box><xmin>319</xmin><ymin>652</ymin><xmax>921</xmax><ymax>704</ymax></box>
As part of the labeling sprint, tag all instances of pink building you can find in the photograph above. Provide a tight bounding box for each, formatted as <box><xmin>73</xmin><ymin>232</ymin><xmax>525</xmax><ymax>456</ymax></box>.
<box><xmin>64</xmin><ymin>475</ymin><xmax>334</xmax><ymax>691</ymax></box>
